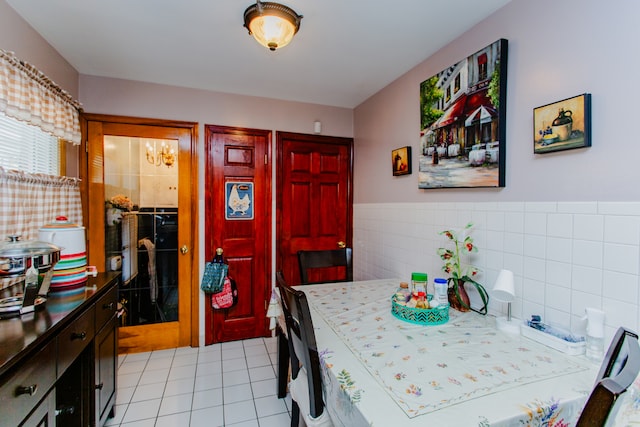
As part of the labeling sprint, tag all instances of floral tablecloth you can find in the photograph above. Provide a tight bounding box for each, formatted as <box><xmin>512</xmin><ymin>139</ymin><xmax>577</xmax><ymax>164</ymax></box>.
<box><xmin>296</xmin><ymin>279</ymin><xmax>600</xmax><ymax>427</ymax></box>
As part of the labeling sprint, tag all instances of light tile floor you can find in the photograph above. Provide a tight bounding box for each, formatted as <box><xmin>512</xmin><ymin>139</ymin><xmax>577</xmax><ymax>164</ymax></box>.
<box><xmin>106</xmin><ymin>336</ymin><xmax>293</xmax><ymax>427</ymax></box>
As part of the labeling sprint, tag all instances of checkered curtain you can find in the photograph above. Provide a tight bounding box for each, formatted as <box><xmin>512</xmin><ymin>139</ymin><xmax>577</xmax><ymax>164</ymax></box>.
<box><xmin>0</xmin><ymin>167</ymin><xmax>82</xmax><ymax>241</ymax></box>
<box><xmin>0</xmin><ymin>49</ymin><xmax>81</xmax><ymax>145</ymax></box>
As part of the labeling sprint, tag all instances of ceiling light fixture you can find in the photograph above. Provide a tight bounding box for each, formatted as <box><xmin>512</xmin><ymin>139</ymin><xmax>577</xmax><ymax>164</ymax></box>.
<box><xmin>243</xmin><ymin>1</ymin><xmax>302</xmax><ymax>51</ymax></box>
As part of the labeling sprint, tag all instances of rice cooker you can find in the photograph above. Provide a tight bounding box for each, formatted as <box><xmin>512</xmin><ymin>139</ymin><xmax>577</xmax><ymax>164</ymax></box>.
<box><xmin>38</xmin><ymin>216</ymin><xmax>87</xmax><ymax>292</ymax></box>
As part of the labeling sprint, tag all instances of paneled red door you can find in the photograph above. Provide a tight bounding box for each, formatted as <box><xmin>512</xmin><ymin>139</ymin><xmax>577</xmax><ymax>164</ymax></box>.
<box><xmin>277</xmin><ymin>132</ymin><xmax>353</xmax><ymax>285</ymax></box>
<box><xmin>205</xmin><ymin>125</ymin><xmax>271</xmax><ymax>344</ymax></box>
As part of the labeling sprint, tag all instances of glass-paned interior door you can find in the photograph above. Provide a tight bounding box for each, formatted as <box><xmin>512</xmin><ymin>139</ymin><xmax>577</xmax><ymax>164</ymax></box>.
<box><xmin>104</xmin><ymin>136</ymin><xmax>179</xmax><ymax>326</ymax></box>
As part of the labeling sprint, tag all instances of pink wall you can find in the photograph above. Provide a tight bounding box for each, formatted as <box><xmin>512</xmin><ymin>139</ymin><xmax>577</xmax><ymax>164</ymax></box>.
<box><xmin>79</xmin><ymin>75</ymin><xmax>353</xmax><ymax>138</ymax></box>
<box><xmin>354</xmin><ymin>0</ymin><xmax>640</xmax><ymax>203</ymax></box>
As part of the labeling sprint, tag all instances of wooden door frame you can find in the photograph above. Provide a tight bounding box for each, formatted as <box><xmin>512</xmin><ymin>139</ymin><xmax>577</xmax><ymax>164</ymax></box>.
<box><xmin>80</xmin><ymin>113</ymin><xmax>199</xmax><ymax>348</ymax></box>
<box><xmin>275</xmin><ymin>131</ymin><xmax>354</xmax><ymax>275</ymax></box>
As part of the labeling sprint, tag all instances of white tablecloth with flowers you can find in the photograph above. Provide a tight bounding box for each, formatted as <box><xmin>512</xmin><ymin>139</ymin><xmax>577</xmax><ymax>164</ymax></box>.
<box><xmin>295</xmin><ymin>279</ymin><xmax>602</xmax><ymax>427</ymax></box>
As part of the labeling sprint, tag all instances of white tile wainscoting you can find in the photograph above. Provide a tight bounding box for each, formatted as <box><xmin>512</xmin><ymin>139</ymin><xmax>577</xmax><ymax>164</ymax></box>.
<box><xmin>353</xmin><ymin>201</ymin><xmax>640</xmax><ymax>345</ymax></box>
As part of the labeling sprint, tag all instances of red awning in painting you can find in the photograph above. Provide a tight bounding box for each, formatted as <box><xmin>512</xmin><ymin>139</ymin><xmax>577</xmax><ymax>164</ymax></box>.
<box><xmin>463</xmin><ymin>90</ymin><xmax>497</xmax><ymax>126</ymax></box>
<box><xmin>431</xmin><ymin>94</ymin><xmax>467</xmax><ymax>129</ymax></box>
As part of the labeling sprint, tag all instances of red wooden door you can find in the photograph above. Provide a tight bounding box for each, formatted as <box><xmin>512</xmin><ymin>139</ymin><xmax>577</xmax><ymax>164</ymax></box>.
<box><xmin>277</xmin><ymin>132</ymin><xmax>353</xmax><ymax>285</ymax></box>
<box><xmin>204</xmin><ymin>125</ymin><xmax>271</xmax><ymax>344</ymax></box>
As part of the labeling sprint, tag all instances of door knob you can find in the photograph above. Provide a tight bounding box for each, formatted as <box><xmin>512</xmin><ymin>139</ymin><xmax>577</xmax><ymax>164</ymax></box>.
<box><xmin>337</xmin><ymin>241</ymin><xmax>346</xmax><ymax>249</ymax></box>
<box><xmin>180</xmin><ymin>245</ymin><xmax>189</xmax><ymax>254</ymax></box>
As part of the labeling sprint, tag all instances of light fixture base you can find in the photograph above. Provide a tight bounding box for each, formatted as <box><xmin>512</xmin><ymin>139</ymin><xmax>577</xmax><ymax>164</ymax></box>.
<box><xmin>496</xmin><ymin>316</ymin><xmax>521</xmax><ymax>335</ymax></box>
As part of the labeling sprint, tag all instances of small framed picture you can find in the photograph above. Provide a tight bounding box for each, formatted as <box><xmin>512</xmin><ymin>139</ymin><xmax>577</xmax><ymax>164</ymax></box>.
<box><xmin>392</xmin><ymin>146</ymin><xmax>412</xmax><ymax>176</ymax></box>
<box><xmin>534</xmin><ymin>93</ymin><xmax>591</xmax><ymax>154</ymax></box>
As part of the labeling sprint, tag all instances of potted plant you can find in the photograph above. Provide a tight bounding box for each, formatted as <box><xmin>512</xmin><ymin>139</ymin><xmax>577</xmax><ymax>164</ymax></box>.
<box><xmin>437</xmin><ymin>222</ymin><xmax>489</xmax><ymax>314</ymax></box>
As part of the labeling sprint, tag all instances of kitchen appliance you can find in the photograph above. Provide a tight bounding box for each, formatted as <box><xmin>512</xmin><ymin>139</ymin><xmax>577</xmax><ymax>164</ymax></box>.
<box><xmin>39</xmin><ymin>216</ymin><xmax>88</xmax><ymax>292</ymax></box>
<box><xmin>0</xmin><ymin>235</ymin><xmax>61</xmax><ymax>317</ymax></box>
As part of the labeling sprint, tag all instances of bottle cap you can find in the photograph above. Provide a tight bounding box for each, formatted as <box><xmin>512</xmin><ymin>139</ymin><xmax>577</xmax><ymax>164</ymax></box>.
<box><xmin>411</xmin><ymin>272</ymin><xmax>428</xmax><ymax>281</ymax></box>
<box><xmin>434</xmin><ymin>278</ymin><xmax>447</xmax><ymax>284</ymax></box>
<box><xmin>399</xmin><ymin>282</ymin><xmax>409</xmax><ymax>289</ymax></box>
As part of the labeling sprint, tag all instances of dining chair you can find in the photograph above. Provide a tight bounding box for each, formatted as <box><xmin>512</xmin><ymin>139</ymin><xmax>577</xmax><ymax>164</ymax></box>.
<box><xmin>576</xmin><ymin>327</ymin><xmax>640</xmax><ymax>427</ymax></box>
<box><xmin>297</xmin><ymin>248</ymin><xmax>353</xmax><ymax>285</ymax></box>
<box><xmin>277</xmin><ymin>275</ymin><xmax>334</xmax><ymax>427</ymax></box>
<box><xmin>275</xmin><ymin>271</ymin><xmax>291</xmax><ymax>398</ymax></box>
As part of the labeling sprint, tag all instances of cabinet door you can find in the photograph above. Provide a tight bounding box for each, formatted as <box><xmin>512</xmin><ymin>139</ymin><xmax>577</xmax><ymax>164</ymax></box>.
<box><xmin>20</xmin><ymin>389</ymin><xmax>55</xmax><ymax>427</ymax></box>
<box><xmin>95</xmin><ymin>317</ymin><xmax>117</xmax><ymax>426</ymax></box>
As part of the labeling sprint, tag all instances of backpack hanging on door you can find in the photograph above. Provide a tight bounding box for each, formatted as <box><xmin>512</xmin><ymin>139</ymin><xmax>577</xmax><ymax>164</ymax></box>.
<box><xmin>211</xmin><ymin>276</ymin><xmax>238</xmax><ymax>309</ymax></box>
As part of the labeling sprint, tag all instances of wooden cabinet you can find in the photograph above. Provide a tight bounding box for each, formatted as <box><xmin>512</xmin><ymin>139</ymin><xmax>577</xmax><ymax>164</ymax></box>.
<box><xmin>0</xmin><ymin>272</ymin><xmax>119</xmax><ymax>427</ymax></box>
<box><xmin>93</xmin><ymin>286</ymin><xmax>118</xmax><ymax>426</ymax></box>
<box><xmin>0</xmin><ymin>340</ymin><xmax>56</xmax><ymax>427</ymax></box>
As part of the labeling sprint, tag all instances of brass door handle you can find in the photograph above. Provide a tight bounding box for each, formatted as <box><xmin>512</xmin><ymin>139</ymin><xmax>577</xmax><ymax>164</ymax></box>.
<box><xmin>180</xmin><ymin>245</ymin><xmax>189</xmax><ymax>255</ymax></box>
<box><xmin>337</xmin><ymin>241</ymin><xmax>346</xmax><ymax>249</ymax></box>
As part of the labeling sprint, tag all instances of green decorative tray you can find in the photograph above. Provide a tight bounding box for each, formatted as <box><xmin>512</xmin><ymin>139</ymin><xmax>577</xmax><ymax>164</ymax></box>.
<box><xmin>391</xmin><ymin>295</ymin><xmax>449</xmax><ymax>325</ymax></box>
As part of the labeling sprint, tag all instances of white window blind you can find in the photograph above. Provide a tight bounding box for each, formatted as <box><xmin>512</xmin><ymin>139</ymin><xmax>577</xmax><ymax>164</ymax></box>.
<box><xmin>0</xmin><ymin>112</ymin><xmax>59</xmax><ymax>175</ymax></box>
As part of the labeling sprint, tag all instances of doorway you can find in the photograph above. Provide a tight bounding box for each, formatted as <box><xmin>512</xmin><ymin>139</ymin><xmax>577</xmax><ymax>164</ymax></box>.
<box><xmin>83</xmin><ymin>114</ymin><xmax>198</xmax><ymax>353</ymax></box>
<box><xmin>204</xmin><ymin>125</ymin><xmax>271</xmax><ymax>344</ymax></box>
<box><xmin>276</xmin><ymin>131</ymin><xmax>353</xmax><ymax>285</ymax></box>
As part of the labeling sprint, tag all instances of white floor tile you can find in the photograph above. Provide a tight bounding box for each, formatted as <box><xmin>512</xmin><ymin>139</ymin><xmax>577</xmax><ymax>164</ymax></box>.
<box><xmin>172</xmin><ymin>353</ymin><xmax>198</xmax><ymax>367</ymax></box>
<box><xmin>190</xmin><ymin>406</ymin><xmax>225</xmax><ymax>427</ymax></box>
<box><xmin>131</xmin><ymin>383</ymin><xmax>164</xmax><ymax>402</ymax></box>
<box><xmin>115</xmin><ymin>386</ymin><xmax>135</xmax><ymax>405</ymax></box>
<box><xmin>249</xmin><ymin>365</ymin><xmax>275</xmax><ymax>382</ymax></box>
<box><xmin>138</xmin><ymin>367</ymin><xmax>169</xmax><ymax>385</ymax></box>
<box><xmin>223</xmin><ymin>369</ymin><xmax>251</xmax><ymax>386</ymax></box>
<box><xmin>145</xmin><ymin>356</ymin><xmax>173</xmax><ymax>371</ymax></box>
<box><xmin>114</xmin><ymin>338</ymin><xmax>290</xmax><ymax>426</ymax></box>
<box><xmin>223</xmin><ymin>357</ymin><xmax>248</xmax><ymax>372</ymax></box>
<box><xmin>168</xmin><ymin>364</ymin><xmax>197</xmax><ymax>381</ymax></box>
<box><xmin>257</xmin><ymin>411</ymin><xmax>292</xmax><ymax>427</ymax></box>
<box><xmin>163</xmin><ymin>377</ymin><xmax>195</xmax><ymax>397</ymax></box>
<box><xmin>194</xmin><ymin>373</ymin><xmax>223</xmax><ymax>392</ymax></box>
<box><xmin>246</xmin><ymin>353</ymin><xmax>271</xmax><ymax>368</ymax></box>
<box><xmin>158</xmin><ymin>393</ymin><xmax>193</xmax><ymax>416</ymax></box>
<box><xmin>254</xmin><ymin>394</ymin><xmax>288</xmax><ymax>418</ymax></box>
<box><xmin>244</xmin><ymin>345</ymin><xmax>268</xmax><ymax>357</ymax></box>
<box><xmin>222</xmin><ymin>347</ymin><xmax>246</xmax><ymax>360</ymax></box>
<box><xmin>118</xmin><ymin>360</ymin><xmax>148</xmax><ymax>375</ymax></box>
<box><xmin>192</xmin><ymin>388</ymin><xmax>223</xmax><ymax>410</ymax></box>
<box><xmin>223</xmin><ymin>383</ymin><xmax>253</xmax><ymax>404</ymax></box>
<box><xmin>197</xmin><ymin>360</ymin><xmax>222</xmax><ymax>375</ymax></box>
<box><xmin>198</xmin><ymin>351</ymin><xmax>222</xmax><ymax>364</ymax></box>
<box><xmin>154</xmin><ymin>411</ymin><xmax>191</xmax><ymax>427</ymax></box>
<box><xmin>228</xmin><ymin>419</ymin><xmax>259</xmax><ymax>427</ymax></box>
<box><xmin>118</xmin><ymin>372</ymin><xmax>142</xmax><ymax>389</ymax></box>
<box><xmin>120</xmin><ymin>419</ymin><xmax>156</xmax><ymax>427</ymax></box>
<box><xmin>223</xmin><ymin>400</ymin><xmax>257</xmax><ymax>425</ymax></box>
<box><xmin>121</xmin><ymin>398</ymin><xmax>161</xmax><ymax>423</ymax></box>
<box><xmin>250</xmin><ymin>378</ymin><xmax>277</xmax><ymax>398</ymax></box>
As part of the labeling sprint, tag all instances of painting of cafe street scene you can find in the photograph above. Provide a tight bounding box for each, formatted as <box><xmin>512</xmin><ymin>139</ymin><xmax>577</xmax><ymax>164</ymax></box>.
<box><xmin>419</xmin><ymin>39</ymin><xmax>508</xmax><ymax>189</ymax></box>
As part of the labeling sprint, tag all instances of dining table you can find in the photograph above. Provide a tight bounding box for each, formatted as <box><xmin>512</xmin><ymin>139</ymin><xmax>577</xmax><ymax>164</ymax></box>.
<box><xmin>290</xmin><ymin>278</ymin><xmax>630</xmax><ymax>427</ymax></box>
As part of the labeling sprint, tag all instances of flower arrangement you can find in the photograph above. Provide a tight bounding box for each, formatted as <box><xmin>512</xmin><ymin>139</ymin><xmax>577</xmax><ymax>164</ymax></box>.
<box><xmin>437</xmin><ymin>222</ymin><xmax>488</xmax><ymax>314</ymax></box>
<box><xmin>108</xmin><ymin>194</ymin><xmax>133</xmax><ymax>211</ymax></box>
<box><xmin>437</xmin><ymin>222</ymin><xmax>479</xmax><ymax>283</ymax></box>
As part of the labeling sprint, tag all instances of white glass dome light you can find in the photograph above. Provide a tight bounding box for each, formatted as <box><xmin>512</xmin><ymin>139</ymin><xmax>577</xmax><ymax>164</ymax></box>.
<box><xmin>243</xmin><ymin>1</ymin><xmax>303</xmax><ymax>51</ymax></box>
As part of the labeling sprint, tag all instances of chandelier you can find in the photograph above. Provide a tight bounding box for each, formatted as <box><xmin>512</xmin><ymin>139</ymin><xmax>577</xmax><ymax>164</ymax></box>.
<box><xmin>145</xmin><ymin>141</ymin><xmax>175</xmax><ymax>167</ymax></box>
<box><xmin>243</xmin><ymin>1</ymin><xmax>303</xmax><ymax>51</ymax></box>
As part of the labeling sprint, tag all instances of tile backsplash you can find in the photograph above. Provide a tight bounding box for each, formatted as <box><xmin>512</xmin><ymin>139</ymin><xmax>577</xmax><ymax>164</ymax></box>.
<box><xmin>353</xmin><ymin>201</ymin><xmax>640</xmax><ymax>345</ymax></box>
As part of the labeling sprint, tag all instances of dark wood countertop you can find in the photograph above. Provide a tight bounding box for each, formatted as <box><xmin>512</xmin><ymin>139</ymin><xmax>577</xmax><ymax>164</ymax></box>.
<box><xmin>0</xmin><ymin>272</ymin><xmax>120</xmax><ymax>378</ymax></box>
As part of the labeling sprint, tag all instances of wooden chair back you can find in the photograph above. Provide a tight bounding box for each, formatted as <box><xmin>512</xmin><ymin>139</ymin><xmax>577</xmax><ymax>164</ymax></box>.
<box><xmin>277</xmin><ymin>274</ymin><xmax>326</xmax><ymax>423</ymax></box>
<box><xmin>576</xmin><ymin>327</ymin><xmax>640</xmax><ymax>427</ymax></box>
<box><xmin>297</xmin><ymin>248</ymin><xmax>353</xmax><ymax>285</ymax></box>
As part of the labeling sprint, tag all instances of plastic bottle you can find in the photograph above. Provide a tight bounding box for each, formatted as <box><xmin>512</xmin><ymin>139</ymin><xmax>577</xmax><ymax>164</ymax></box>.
<box><xmin>434</xmin><ymin>278</ymin><xmax>448</xmax><ymax>306</ymax></box>
<box><xmin>411</xmin><ymin>272</ymin><xmax>428</xmax><ymax>296</ymax></box>
<box><xmin>584</xmin><ymin>308</ymin><xmax>605</xmax><ymax>363</ymax></box>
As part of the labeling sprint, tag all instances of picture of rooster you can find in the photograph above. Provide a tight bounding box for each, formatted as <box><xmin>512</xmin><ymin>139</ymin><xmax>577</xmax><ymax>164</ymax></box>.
<box><xmin>227</xmin><ymin>184</ymin><xmax>251</xmax><ymax>217</ymax></box>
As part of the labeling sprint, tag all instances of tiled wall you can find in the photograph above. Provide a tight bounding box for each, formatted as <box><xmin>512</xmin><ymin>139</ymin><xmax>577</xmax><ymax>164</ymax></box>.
<box><xmin>353</xmin><ymin>201</ymin><xmax>640</xmax><ymax>344</ymax></box>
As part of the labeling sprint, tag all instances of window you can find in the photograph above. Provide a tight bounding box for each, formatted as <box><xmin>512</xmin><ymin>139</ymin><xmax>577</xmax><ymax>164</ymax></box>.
<box><xmin>0</xmin><ymin>112</ymin><xmax>60</xmax><ymax>175</ymax></box>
